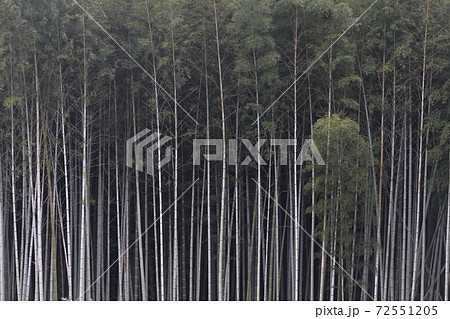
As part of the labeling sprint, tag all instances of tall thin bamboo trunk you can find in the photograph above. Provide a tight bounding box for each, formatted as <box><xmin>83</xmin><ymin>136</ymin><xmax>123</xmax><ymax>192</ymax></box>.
<box><xmin>9</xmin><ymin>52</ymin><xmax>21</xmax><ymax>300</ymax></box>
<box><xmin>374</xmin><ymin>23</ymin><xmax>386</xmax><ymax>300</ymax></box>
<box><xmin>421</xmin><ymin>109</ymin><xmax>430</xmax><ymax>301</ymax></box>
<box><xmin>406</xmin><ymin>57</ymin><xmax>413</xmax><ymax>300</ymax></box>
<box><xmin>235</xmin><ymin>95</ymin><xmax>240</xmax><ymax>301</ymax></box>
<box><xmin>307</xmin><ymin>56</ymin><xmax>315</xmax><ymax>301</ymax></box>
<box><xmin>188</xmin><ymin>112</ymin><xmax>198</xmax><ymax>300</ymax></box>
<box><xmin>384</xmin><ymin>60</ymin><xmax>397</xmax><ymax>300</ymax></box>
<box><xmin>401</xmin><ymin>99</ymin><xmax>408</xmax><ymax>301</ymax></box>
<box><xmin>24</xmin><ymin>85</ymin><xmax>34</xmax><ymax>301</ymax></box>
<box><xmin>106</xmin><ymin>128</ymin><xmax>111</xmax><ymax>301</ymax></box>
<box><xmin>292</xmin><ymin>7</ymin><xmax>300</xmax><ymax>302</ymax></box>
<box><xmin>60</xmin><ymin>60</ymin><xmax>73</xmax><ymax>301</ymax></box>
<box><xmin>319</xmin><ymin>48</ymin><xmax>332</xmax><ymax>301</ymax></box>
<box><xmin>44</xmin><ymin>124</ymin><xmax>58</xmax><ymax>301</ymax></box>
<box><xmin>204</xmin><ymin>23</ymin><xmax>213</xmax><ymax>302</ymax></box>
<box><xmin>33</xmin><ymin>50</ymin><xmax>44</xmax><ymax>301</ymax></box>
<box><xmin>196</xmin><ymin>162</ymin><xmax>206</xmax><ymax>300</ymax></box>
<box><xmin>79</xmin><ymin>15</ymin><xmax>89</xmax><ymax>300</ymax></box>
<box><xmin>0</xmin><ymin>156</ymin><xmax>5</xmax><ymax>301</ymax></box>
<box><xmin>214</xmin><ymin>0</ymin><xmax>227</xmax><ymax>301</ymax></box>
<box><xmin>274</xmin><ymin>147</ymin><xmax>280</xmax><ymax>301</ymax></box>
<box><xmin>144</xmin><ymin>1</ymin><xmax>165</xmax><ymax>301</ymax></box>
<box><xmin>169</xmin><ymin>1</ymin><xmax>179</xmax><ymax>301</ymax></box>
<box><xmin>20</xmin><ymin>110</ymin><xmax>29</xmax><ymax>301</ymax></box>
<box><xmin>252</xmin><ymin>38</ymin><xmax>262</xmax><ymax>303</ymax></box>
<box><xmin>131</xmin><ymin>74</ymin><xmax>147</xmax><ymax>301</ymax></box>
<box><xmin>445</xmin><ymin>148</ymin><xmax>450</xmax><ymax>301</ymax></box>
<box><xmin>113</xmin><ymin>78</ymin><xmax>123</xmax><ymax>301</ymax></box>
<box><xmin>411</xmin><ymin>0</ymin><xmax>429</xmax><ymax>300</ymax></box>
<box><xmin>96</xmin><ymin>143</ymin><xmax>104</xmax><ymax>301</ymax></box>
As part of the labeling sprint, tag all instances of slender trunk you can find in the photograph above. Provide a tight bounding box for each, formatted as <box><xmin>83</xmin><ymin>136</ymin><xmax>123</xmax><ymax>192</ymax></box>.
<box><xmin>33</xmin><ymin>46</ymin><xmax>44</xmax><ymax>301</ymax></box>
<box><xmin>79</xmin><ymin>15</ymin><xmax>89</xmax><ymax>300</ymax></box>
<box><xmin>106</xmin><ymin>131</ymin><xmax>111</xmax><ymax>301</ymax></box>
<box><xmin>401</xmin><ymin>99</ymin><xmax>408</xmax><ymax>301</ymax></box>
<box><xmin>188</xmin><ymin>108</ymin><xmax>199</xmax><ymax>300</ymax></box>
<box><xmin>319</xmin><ymin>48</ymin><xmax>332</xmax><ymax>301</ymax></box>
<box><xmin>204</xmin><ymin>23</ymin><xmax>213</xmax><ymax>302</ymax></box>
<box><xmin>445</xmin><ymin>149</ymin><xmax>450</xmax><ymax>301</ymax></box>
<box><xmin>214</xmin><ymin>0</ymin><xmax>227</xmax><ymax>301</ymax></box>
<box><xmin>252</xmin><ymin>37</ymin><xmax>262</xmax><ymax>303</ymax></box>
<box><xmin>374</xmin><ymin>23</ymin><xmax>386</xmax><ymax>300</ymax></box>
<box><xmin>196</xmin><ymin>162</ymin><xmax>206</xmax><ymax>300</ymax></box>
<box><xmin>235</xmin><ymin>96</ymin><xmax>240</xmax><ymax>301</ymax></box>
<box><xmin>114</xmin><ymin>78</ymin><xmax>123</xmax><ymax>301</ymax></box>
<box><xmin>145</xmin><ymin>2</ymin><xmax>165</xmax><ymax>301</ymax></box>
<box><xmin>406</xmin><ymin>57</ymin><xmax>413</xmax><ymax>300</ymax></box>
<box><xmin>60</xmin><ymin>62</ymin><xmax>73</xmax><ymax>301</ymax></box>
<box><xmin>384</xmin><ymin>60</ymin><xmax>397</xmax><ymax>300</ymax></box>
<box><xmin>0</xmin><ymin>156</ymin><xmax>5</xmax><ymax>301</ymax></box>
<box><xmin>9</xmin><ymin>51</ymin><xmax>21</xmax><ymax>300</ymax></box>
<box><xmin>411</xmin><ymin>0</ymin><xmax>429</xmax><ymax>300</ymax></box>
<box><xmin>131</xmin><ymin>74</ymin><xmax>147</xmax><ymax>301</ymax></box>
<box><xmin>307</xmin><ymin>49</ymin><xmax>315</xmax><ymax>301</ymax></box>
<box><xmin>292</xmin><ymin>7</ymin><xmax>300</xmax><ymax>301</ymax></box>
<box><xmin>274</xmin><ymin>147</ymin><xmax>280</xmax><ymax>301</ymax></box>
<box><xmin>169</xmin><ymin>2</ymin><xmax>179</xmax><ymax>301</ymax></box>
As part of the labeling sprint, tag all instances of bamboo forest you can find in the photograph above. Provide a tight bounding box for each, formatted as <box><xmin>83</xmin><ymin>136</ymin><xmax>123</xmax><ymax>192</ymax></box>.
<box><xmin>0</xmin><ymin>0</ymin><xmax>449</xmax><ymax>301</ymax></box>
